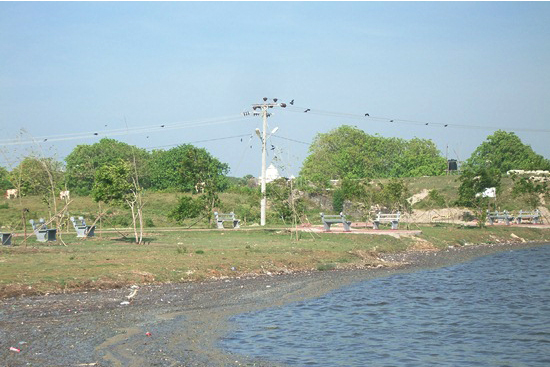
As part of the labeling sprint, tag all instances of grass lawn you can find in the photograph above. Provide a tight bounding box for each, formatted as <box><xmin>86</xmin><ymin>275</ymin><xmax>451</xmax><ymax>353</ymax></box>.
<box><xmin>1</xmin><ymin>224</ymin><xmax>549</xmax><ymax>298</ymax></box>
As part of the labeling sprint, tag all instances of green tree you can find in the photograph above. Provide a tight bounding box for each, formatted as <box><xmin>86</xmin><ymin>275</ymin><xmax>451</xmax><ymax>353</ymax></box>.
<box><xmin>169</xmin><ymin>196</ymin><xmax>209</xmax><ymax>223</ymax></box>
<box><xmin>0</xmin><ymin>166</ymin><xmax>13</xmax><ymax>190</ymax></box>
<box><xmin>267</xmin><ymin>178</ymin><xmax>305</xmax><ymax>223</ymax></box>
<box><xmin>300</xmin><ymin>125</ymin><xmax>447</xmax><ymax>186</ymax></box>
<box><xmin>363</xmin><ymin>135</ymin><xmax>405</xmax><ymax>178</ymax></box>
<box><xmin>149</xmin><ymin>145</ymin><xmax>229</xmax><ymax>192</ymax></box>
<box><xmin>65</xmin><ymin>138</ymin><xmax>151</xmax><ymax>195</ymax></box>
<box><xmin>300</xmin><ymin>126</ymin><xmax>371</xmax><ymax>187</ymax></box>
<box><xmin>92</xmin><ymin>159</ymin><xmax>144</xmax><ymax>244</ymax></box>
<box><xmin>465</xmin><ymin>130</ymin><xmax>550</xmax><ymax>174</ymax></box>
<box><xmin>377</xmin><ymin>178</ymin><xmax>411</xmax><ymax>213</ymax></box>
<box><xmin>9</xmin><ymin>157</ymin><xmax>64</xmax><ymax>197</ymax></box>
<box><xmin>456</xmin><ymin>166</ymin><xmax>501</xmax><ymax>227</ymax></box>
<box><xmin>391</xmin><ymin>138</ymin><xmax>447</xmax><ymax>177</ymax></box>
<box><xmin>511</xmin><ymin>175</ymin><xmax>550</xmax><ymax>210</ymax></box>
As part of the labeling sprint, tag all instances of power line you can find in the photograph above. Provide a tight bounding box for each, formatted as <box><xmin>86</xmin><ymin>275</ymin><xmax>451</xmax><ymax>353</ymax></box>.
<box><xmin>271</xmin><ymin>135</ymin><xmax>310</xmax><ymax>145</ymax></box>
<box><xmin>0</xmin><ymin>115</ymin><xmax>248</xmax><ymax>147</ymax></box>
<box><xmin>145</xmin><ymin>134</ymin><xmax>252</xmax><ymax>150</ymax></box>
<box><xmin>282</xmin><ymin>105</ymin><xmax>550</xmax><ymax>134</ymax></box>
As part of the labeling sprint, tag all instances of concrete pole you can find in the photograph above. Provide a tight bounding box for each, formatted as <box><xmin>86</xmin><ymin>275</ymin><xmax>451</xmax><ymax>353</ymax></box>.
<box><xmin>251</xmin><ymin>98</ymin><xmax>286</xmax><ymax>226</ymax></box>
<box><xmin>260</xmin><ymin>106</ymin><xmax>268</xmax><ymax>226</ymax></box>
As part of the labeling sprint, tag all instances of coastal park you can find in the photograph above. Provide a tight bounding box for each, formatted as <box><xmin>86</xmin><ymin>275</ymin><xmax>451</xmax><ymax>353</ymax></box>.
<box><xmin>1</xmin><ymin>173</ymin><xmax>549</xmax><ymax>299</ymax></box>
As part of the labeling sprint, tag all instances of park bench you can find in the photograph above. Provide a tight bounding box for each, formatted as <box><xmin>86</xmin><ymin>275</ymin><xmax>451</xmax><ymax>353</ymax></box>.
<box><xmin>29</xmin><ymin>219</ymin><xmax>57</xmax><ymax>242</ymax></box>
<box><xmin>1</xmin><ymin>232</ymin><xmax>12</xmax><ymax>246</ymax></box>
<box><xmin>516</xmin><ymin>210</ymin><xmax>541</xmax><ymax>224</ymax></box>
<box><xmin>214</xmin><ymin>212</ymin><xmax>240</xmax><ymax>229</ymax></box>
<box><xmin>70</xmin><ymin>216</ymin><xmax>96</xmax><ymax>238</ymax></box>
<box><xmin>320</xmin><ymin>212</ymin><xmax>352</xmax><ymax>232</ymax></box>
<box><xmin>487</xmin><ymin>210</ymin><xmax>514</xmax><ymax>225</ymax></box>
<box><xmin>373</xmin><ymin>212</ymin><xmax>401</xmax><ymax>230</ymax></box>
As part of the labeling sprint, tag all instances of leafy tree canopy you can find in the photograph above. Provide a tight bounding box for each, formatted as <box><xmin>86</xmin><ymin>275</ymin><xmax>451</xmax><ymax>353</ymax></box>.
<box><xmin>65</xmin><ymin>138</ymin><xmax>150</xmax><ymax>195</ymax></box>
<box><xmin>464</xmin><ymin>130</ymin><xmax>550</xmax><ymax>174</ymax></box>
<box><xmin>456</xmin><ymin>166</ymin><xmax>501</xmax><ymax>208</ymax></box>
<box><xmin>8</xmin><ymin>157</ymin><xmax>64</xmax><ymax>196</ymax></box>
<box><xmin>300</xmin><ymin>125</ymin><xmax>370</xmax><ymax>186</ymax></box>
<box><xmin>91</xmin><ymin>159</ymin><xmax>134</xmax><ymax>205</ymax></box>
<box><xmin>299</xmin><ymin>125</ymin><xmax>447</xmax><ymax>185</ymax></box>
<box><xmin>511</xmin><ymin>175</ymin><xmax>550</xmax><ymax>210</ymax></box>
<box><xmin>0</xmin><ymin>166</ymin><xmax>13</xmax><ymax>190</ymax></box>
<box><xmin>149</xmin><ymin>144</ymin><xmax>229</xmax><ymax>192</ymax></box>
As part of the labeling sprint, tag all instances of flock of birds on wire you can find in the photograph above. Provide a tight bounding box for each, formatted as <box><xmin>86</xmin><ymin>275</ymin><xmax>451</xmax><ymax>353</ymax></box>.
<box><xmin>1</xmin><ymin>97</ymin><xmax>548</xmax><ymax>150</ymax></box>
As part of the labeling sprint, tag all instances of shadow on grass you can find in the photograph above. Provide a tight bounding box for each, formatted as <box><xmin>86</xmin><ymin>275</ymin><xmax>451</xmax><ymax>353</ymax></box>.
<box><xmin>113</xmin><ymin>237</ymin><xmax>157</xmax><ymax>244</ymax></box>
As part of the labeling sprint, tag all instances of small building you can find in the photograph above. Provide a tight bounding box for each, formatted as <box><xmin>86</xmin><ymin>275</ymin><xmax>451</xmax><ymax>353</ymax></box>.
<box><xmin>447</xmin><ymin>159</ymin><xmax>458</xmax><ymax>171</ymax></box>
<box><xmin>259</xmin><ymin>164</ymin><xmax>281</xmax><ymax>183</ymax></box>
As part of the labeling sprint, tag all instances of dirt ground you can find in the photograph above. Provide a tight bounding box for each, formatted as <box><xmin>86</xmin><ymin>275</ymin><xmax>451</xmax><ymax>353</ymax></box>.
<box><xmin>1</xmin><ymin>241</ymin><xmax>547</xmax><ymax>367</ymax></box>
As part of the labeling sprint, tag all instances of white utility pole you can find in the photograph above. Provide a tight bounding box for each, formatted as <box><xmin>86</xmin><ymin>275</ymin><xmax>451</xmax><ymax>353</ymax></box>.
<box><xmin>251</xmin><ymin>98</ymin><xmax>286</xmax><ymax>226</ymax></box>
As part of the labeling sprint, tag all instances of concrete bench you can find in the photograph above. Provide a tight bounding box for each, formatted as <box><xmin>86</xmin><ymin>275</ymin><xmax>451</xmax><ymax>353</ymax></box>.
<box><xmin>516</xmin><ymin>210</ymin><xmax>541</xmax><ymax>224</ymax></box>
<box><xmin>1</xmin><ymin>233</ymin><xmax>12</xmax><ymax>246</ymax></box>
<box><xmin>29</xmin><ymin>219</ymin><xmax>57</xmax><ymax>242</ymax></box>
<box><xmin>373</xmin><ymin>212</ymin><xmax>401</xmax><ymax>230</ymax></box>
<box><xmin>214</xmin><ymin>212</ymin><xmax>240</xmax><ymax>229</ymax></box>
<box><xmin>70</xmin><ymin>216</ymin><xmax>96</xmax><ymax>238</ymax></box>
<box><xmin>487</xmin><ymin>210</ymin><xmax>513</xmax><ymax>225</ymax></box>
<box><xmin>321</xmin><ymin>212</ymin><xmax>351</xmax><ymax>232</ymax></box>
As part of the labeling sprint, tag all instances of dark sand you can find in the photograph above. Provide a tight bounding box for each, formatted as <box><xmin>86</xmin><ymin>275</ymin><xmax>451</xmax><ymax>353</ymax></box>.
<box><xmin>1</xmin><ymin>241</ymin><xmax>547</xmax><ymax>366</ymax></box>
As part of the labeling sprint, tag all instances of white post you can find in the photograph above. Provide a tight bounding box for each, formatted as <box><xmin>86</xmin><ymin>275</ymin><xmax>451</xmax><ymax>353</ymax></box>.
<box><xmin>251</xmin><ymin>98</ymin><xmax>287</xmax><ymax>227</ymax></box>
<box><xmin>261</xmin><ymin>106</ymin><xmax>268</xmax><ymax>226</ymax></box>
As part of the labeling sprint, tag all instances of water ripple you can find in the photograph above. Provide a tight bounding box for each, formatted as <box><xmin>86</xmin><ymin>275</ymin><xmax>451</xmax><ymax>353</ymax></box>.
<box><xmin>221</xmin><ymin>245</ymin><xmax>550</xmax><ymax>366</ymax></box>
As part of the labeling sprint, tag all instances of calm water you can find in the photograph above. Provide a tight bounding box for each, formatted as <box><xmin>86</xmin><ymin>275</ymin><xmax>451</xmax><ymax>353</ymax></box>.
<box><xmin>221</xmin><ymin>245</ymin><xmax>550</xmax><ymax>366</ymax></box>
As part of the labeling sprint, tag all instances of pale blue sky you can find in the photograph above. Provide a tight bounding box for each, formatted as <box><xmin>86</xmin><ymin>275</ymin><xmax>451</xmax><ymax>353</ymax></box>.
<box><xmin>1</xmin><ymin>2</ymin><xmax>549</xmax><ymax>177</ymax></box>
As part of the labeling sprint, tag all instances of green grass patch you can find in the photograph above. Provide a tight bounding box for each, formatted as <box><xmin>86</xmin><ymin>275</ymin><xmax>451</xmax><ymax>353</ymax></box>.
<box><xmin>1</xmin><ymin>190</ymin><xmax>549</xmax><ymax>298</ymax></box>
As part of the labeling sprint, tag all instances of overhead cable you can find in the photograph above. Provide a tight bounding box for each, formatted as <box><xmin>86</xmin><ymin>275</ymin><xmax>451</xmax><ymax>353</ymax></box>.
<box><xmin>282</xmin><ymin>105</ymin><xmax>550</xmax><ymax>134</ymax></box>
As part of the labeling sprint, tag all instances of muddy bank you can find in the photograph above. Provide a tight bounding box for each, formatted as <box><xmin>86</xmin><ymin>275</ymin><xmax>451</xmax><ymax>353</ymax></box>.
<box><xmin>1</xmin><ymin>241</ymin><xmax>547</xmax><ymax>366</ymax></box>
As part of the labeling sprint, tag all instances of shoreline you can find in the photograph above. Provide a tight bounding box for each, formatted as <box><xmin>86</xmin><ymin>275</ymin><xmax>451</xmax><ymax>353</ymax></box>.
<box><xmin>1</xmin><ymin>241</ymin><xmax>548</xmax><ymax>366</ymax></box>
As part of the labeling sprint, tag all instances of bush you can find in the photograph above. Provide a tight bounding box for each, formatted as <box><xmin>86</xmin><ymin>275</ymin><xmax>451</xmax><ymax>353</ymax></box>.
<box><xmin>109</xmin><ymin>215</ymin><xmax>130</xmax><ymax>227</ymax></box>
<box><xmin>332</xmin><ymin>189</ymin><xmax>345</xmax><ymax>212</ymax></box>
<box><xmin>169</xmin><ymin>196</ymin><xmax>207</xmax><ymax>223</ymax></box>
<box><xmin>415</xmin><ymin>189</ymin><xmax>447</xmax><ymax>209</ymax></box>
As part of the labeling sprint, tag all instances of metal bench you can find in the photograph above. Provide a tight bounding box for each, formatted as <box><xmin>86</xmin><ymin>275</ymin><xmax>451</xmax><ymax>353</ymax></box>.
<box><xmin>70</xmin><ymin>216</ymin><xmax>96</xmax><ymax>238</ymax></box>
<box><xmin>373</xmin><ymin>212</ymin><xmax>401</xmax><ymax>230</ymax></box>
<box><xmin>1</xmin><ymin>232</ymin><xmax>12</xmax><ymax>246</ymax></box>
<box><xmin>516</xmin><ymin>210</ymin><xmax>541</xmax><ymax>224</ymax></box>
<box><xmin>214</xmin><ymin>212</ymin><xmax>240</xmax><ymax>229</ymax></box>
<box><xmin>320</xmin><ymin>212</ymin><xmax>352</xmax><ymax>232</ymax></box>
<box><xmin>29</xmin><ymin>219</ymin><xmax>57</xmax><ymax>242</ymax></box>
<box><xmin>487</xmin><ymin>210</ymin><xmax>514</xmax><ymax>225</ymax></box>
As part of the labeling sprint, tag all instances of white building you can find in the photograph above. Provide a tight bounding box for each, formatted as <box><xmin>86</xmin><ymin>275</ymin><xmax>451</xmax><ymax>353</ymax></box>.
<box><xmin>259</xmin><ymin>163</ymin><xmax>281</xmax><ymax>183</ymax></box>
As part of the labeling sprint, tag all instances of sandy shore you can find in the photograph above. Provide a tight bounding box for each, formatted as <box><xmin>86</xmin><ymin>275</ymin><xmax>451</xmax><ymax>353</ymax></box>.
<box><xmin>1</xmin><ymin>241</ymin><xmax>548</xmax><ymax>366</ymax></box>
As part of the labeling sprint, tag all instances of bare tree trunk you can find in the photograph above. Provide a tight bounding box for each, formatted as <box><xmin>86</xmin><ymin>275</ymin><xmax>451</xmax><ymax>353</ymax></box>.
<box><xmin>127</xmin><ymin>199</ymin><xmax>139</xmax><ymax>244</ymax></box>
<box><xmin>130</xmin><ymin>150</ymin><xmax>144</xmax><ymax>244</ymax></box>
<box><xmin>137</xmin><ymin>193</ymin><xmax>143</xmax><ymax>244</ymax></box>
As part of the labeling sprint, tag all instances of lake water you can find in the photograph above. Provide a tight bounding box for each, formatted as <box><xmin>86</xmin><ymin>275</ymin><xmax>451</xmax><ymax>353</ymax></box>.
<box><xmin>221</xmin><ymin>244</ymin><xmax>550</xmax><ymax>366</ymax></box>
